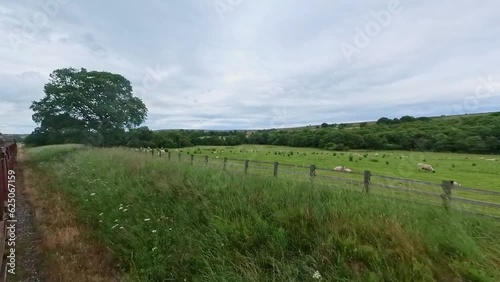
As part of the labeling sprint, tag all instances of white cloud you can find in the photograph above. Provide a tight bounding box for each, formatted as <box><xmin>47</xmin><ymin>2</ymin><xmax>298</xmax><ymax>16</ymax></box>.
<box><xmin>1</xmin><ymin>0</ymin><xmax>500</xmax><ymax>134</ymax></box>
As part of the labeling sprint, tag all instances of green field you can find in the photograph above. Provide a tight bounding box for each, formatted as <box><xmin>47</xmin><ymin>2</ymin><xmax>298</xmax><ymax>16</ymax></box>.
<box><xmin>26</xmin><ymin>144</ymin><xmax>500</xmax><ymax>281</ymax></box>
<box><xmin>165</xmin><ymin>145</ymin><xmax>500</xmax><ymax>215</ymax></box>
<box><xmin>177</xmin><ymin>145</ymin><xmax>498</xmax><ymax>189</ymax></box>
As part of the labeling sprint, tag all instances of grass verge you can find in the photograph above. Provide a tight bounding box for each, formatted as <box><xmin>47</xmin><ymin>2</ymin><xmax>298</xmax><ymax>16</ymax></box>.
<box><xmin>25</xmin><ymin>145</ymin><xmax>500</xmax><ymax>281</ymax></box>
<box><xmin>22</xmin><ymin>144</ymin><xmax>123</xmax><ymax>282</ymax></box>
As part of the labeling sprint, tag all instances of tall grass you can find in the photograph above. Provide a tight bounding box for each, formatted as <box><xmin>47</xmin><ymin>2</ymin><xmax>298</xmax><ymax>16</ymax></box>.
<box><xmin>27</xmin><ymin>146</ymin><xmax>500</xmax><ymax>282</ymax></box>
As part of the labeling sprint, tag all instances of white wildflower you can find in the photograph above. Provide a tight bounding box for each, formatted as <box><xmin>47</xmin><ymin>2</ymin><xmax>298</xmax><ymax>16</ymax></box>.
<box><xmin>119</xmin><ymin>226</ymin><xmax>124</xmax><ymax>229</ymax></box>
<box><xmin>99</xmin><ymin>213</ymin><xmax>103</xmax><ymax>216</ymax></box>
<box><xmin>144</xmin><ymin>218</ymin><xmax>151</xmax><ymax>221</ymax></box>
<box><xmin>90</xmin><ymin>193</ymin><xmax>96</xmax><ymax>196</ymax></box>
<box><xmin>119</xmin><ymin>207</ymin><xmax>123</xmax><ymax>210</ymax></box>
<box><xmin>313</xmin><ymin>270</ymin><xmax>321</xmax><ymax>280</ymax></box>
<box><xmin>152</xmin><ymin>230</ymin><xmax>157</xmax><ymax>233</ymax></box>
<box><xmin>111</xmin><ymin>224</ymin><xmax>119</xmax><ymax>229</ymax></box>
<box><xmin>152</xmin><ymin>247</ymin><xmax>158</xmax><ymax>251</ymax></box>
<box><xmin>123</xmin><ymin>209</ymin><xmax>128</xmax><ymax>212</ymax></box>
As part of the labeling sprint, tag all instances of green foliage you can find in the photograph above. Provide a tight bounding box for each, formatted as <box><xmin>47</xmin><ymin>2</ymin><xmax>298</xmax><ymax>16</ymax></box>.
<box><xmin>27</xmin><ymin>67</ymin><xmax>147</xmax><ymax>147</ymax></box>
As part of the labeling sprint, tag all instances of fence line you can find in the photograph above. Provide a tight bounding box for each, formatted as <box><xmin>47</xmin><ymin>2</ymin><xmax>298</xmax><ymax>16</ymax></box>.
<box><xmin>125</xmin><ymin>147</ymin><xmax>500</xmax><ymax>220</ymax></box>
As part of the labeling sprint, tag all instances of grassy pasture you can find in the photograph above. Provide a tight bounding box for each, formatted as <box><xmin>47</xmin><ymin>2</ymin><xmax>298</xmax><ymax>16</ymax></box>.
<box><xmin>25</xmin><ymin>144</ymin><xmax>500</xmax><ymax>281</ymax></box>
<box><xmin>181</xmin><ymin>145</ymin><xmax>499</xmax><ymax>190</ymax></box>
<box><xmin>180</xmin><ymin>145</ymin><xmax>500</xmax><ymax>216</ymax></box>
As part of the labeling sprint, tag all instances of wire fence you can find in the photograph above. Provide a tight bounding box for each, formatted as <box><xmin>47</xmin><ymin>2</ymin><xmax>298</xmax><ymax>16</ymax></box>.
<box><xmin>128</xmin><ymin>147</ymin><xmax>500</xmax><ymax>220</ymax></box>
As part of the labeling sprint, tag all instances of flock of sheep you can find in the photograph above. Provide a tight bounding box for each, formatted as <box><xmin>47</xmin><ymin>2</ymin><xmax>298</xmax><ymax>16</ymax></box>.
<box><xmin>129</xmin><ymin>146</ymin><xmax>484</xmax><ymax>187</ymax></box>
<box><xmin>334</xmin><ymin>163</ymin><xmax>436</xmax><ymax>174</ymax></box>
<box><xmin>333</xmin><ymin>162</ymin><xmax>461</xmax><ymax>186</ymax></box>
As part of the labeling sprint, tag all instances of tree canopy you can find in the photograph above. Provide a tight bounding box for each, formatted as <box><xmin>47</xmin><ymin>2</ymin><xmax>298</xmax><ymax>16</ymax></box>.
<box><xmin>27</xmin><ymin>68</ymin><xmax>147</xmax><ymax>146</ymax></box>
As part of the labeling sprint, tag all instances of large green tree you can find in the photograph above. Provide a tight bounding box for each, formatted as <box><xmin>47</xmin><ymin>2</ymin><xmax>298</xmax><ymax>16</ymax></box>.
<box><xmin>28</xmin><ymin>68</ymin><xmax>147</xmax><ymax>146</ymax></box>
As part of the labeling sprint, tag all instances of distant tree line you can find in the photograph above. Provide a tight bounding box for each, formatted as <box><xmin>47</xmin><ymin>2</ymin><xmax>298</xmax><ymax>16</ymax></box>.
<box><xmin>25</xmin><ymin>112</ymin><xmax>500</xmax><ymax>154</ymax></box>
<box><xmin>23</xmin><ymin>67</ymin><xmax>500</xmax><ymax>154</ymax></box>
<box><xmin>246</xmin><ymin>113</ymin><xmax>500</xmax><ymax>154</ymax></box>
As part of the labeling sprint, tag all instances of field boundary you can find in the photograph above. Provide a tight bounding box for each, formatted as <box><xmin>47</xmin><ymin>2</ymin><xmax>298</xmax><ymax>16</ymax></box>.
<box><xmin>124</xmin><ymin>147</ymin><xmax>500</xmax><ymax>220</ymax></box>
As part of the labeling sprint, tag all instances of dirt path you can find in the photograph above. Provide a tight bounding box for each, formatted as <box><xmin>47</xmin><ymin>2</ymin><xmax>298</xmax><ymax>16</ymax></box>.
<box><xmin>6</xmin><ymin>147</ymin><xmax>43</xmax><ymax>281</ymax></box>
<box><xmin>8</xmin><ymin>146</ymin><xmax>123</xmax><ymax>282</ymax></box>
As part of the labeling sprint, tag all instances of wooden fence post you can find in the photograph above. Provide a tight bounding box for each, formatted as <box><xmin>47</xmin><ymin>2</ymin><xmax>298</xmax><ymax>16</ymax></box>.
<box><xmin>441</xmin><ymin>180</ymin><xmax>453</xmax><ymax>211</ymax></box>
<box><xmin>191</xmin><ymin>154</ymin><xmax>194</xmax><ymax>166</ymax></box>
<box><xmin>244</xmin><ymin>160</ymin><xmax>249</xmax><ymax>174</ymax></box>
<box><xmin>223</xmin><ymin>157</ymin><xmax>227</xmax><ymax>170</ymax></box>
<box><xmin>309</xmin><ymin>164</ymin><xmax>316</xmax><ymax>187</ymax></box>
<box><xmin>309</xmin><ymin>164</ymin><xmax>316</xmax><ymax>177</ymax></box>
<box><xmin>274</xmin><ymin>162</ymin><xmax>279</xmax><ymax>177</ymax></box>
<box><xmin>364</xmin><ymin>170</ymin><xmax>371</xmax><ymax>193</ymax></box>
<box><xmin>205</xmin><ymin>156</ymin><xmax>208</xmax><ymax>166</ymax></box>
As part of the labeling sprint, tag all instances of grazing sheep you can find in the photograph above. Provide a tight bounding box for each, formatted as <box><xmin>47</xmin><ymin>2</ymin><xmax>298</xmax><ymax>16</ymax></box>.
<box><xmin>450</xmin><ymin>180</ymin><xmax>461</xmax><ymax>186</ymax></box>
<box><xmin>334</xmin><ymin>166</ymin><xmax>351</xmax><ymax>173</ymax></box>
<box><xmin>417</xmin><ymin>163</ymin><xmax>435</xmax><ymax>173</ymax></box>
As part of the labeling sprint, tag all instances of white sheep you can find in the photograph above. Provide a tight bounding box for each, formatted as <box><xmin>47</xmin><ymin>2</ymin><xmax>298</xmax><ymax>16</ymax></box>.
<box><xmin>334</xmin><ymin>166</ymin><xmax>352</xmax><ymax>173</ymax></box>
<box><xmin>417</xmin><ymin>163</ymin><xmax>435</xmax><ymax>173</ymax></box>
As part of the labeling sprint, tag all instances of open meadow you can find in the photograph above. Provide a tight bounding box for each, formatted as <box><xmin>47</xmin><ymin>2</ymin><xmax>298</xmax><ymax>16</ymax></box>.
<box><xmin>172</xmin><ymin>145</ymin><xmax>500</xmax><ymax>217</ymax></box>
<box><xmin>23</xmin><ymin>144</ymin><xmax>500</xmax><ymax>281</ymax></box>
<box><xmin>183</xmin><ymin>145</ymin><xmax>499</xmax><ymax>191</ymax></box>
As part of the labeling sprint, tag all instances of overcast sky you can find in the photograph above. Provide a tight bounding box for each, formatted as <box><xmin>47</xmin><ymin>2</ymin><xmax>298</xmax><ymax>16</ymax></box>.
<box><xmin>1</xmin><ymin>0</ymin><xmax>500</xmax><ymax>134</ymax></box>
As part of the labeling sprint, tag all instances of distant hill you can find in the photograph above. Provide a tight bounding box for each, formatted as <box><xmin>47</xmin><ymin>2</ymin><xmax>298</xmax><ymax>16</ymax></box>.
<box><xmin>154</xmin><ymin>111</ymin><xmax>497</xmax><ymax>132</ymax></box>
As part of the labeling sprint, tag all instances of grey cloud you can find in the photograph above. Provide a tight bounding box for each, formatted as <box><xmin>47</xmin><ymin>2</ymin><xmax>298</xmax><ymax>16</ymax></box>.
<box><xmin>1</xmin><ymin>0</ymin><xmax>500</xmax><ymax>133</ymax></box>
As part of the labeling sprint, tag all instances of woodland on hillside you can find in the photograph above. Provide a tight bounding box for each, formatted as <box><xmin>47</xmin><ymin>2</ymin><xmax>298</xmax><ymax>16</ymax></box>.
<box><xmin>25</xmin><ymin>112</ymin><xmax>500</xmax><ymax>154</ymax></box>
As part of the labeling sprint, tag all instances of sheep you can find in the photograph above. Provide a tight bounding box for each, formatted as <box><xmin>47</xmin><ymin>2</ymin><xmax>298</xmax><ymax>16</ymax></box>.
<box><xmin>450</xmin><ymin>180</ymin><xmax>461</xmax><ymax>187</ymax></box>
<box><xmin>334</xmin><ymin>166</ymin><xmax>352</xmax><ymax>173</ymax></box>
<box><xmin>417</xmin><ymin>163</ymin><xmax>435</xmax><ymax>173</ymax></box>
